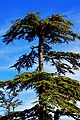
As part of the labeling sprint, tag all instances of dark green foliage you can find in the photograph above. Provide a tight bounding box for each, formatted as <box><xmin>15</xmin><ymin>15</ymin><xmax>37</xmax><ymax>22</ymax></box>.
<box><xmin>0</xmin><ymin>87</ymin><xmax>22</xmax><ymax>113</ymax></box>
<box><xmin>2</xmin><ymin>12</ymin><xmax>80</xmax><ymax>120</ymax></box>
<box><xmin>0</xmin><ymin>72</ymin><xmax>80</xmax><ymax>119</ymax></box>
<box><xmin>45</xmin><ymin>51</ymin><xmax>80</xmax><ymax>74</ymax></box>
<box><xmin>3</xmin><ymin>13</ymin><xmax>80</xmax><ymax>44</ymax></box>
<box><xmin>2</xmin><ymin>12</ymin><xmax>80</xmax><ymax>74</ymax></box>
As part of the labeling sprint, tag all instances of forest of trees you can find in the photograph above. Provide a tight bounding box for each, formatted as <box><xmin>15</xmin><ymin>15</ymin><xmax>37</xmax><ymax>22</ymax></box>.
<box><xmin>0</xmin><ymin>12</ymin><xmax>80</xmax><ymax>120</ymax></box>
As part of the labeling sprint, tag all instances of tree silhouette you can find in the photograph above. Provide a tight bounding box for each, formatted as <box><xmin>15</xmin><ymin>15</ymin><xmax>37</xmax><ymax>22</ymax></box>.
<box><xmin>2</xmin><ymin>12</ymin><xmax>80</xmax><ymax>120</ymax></box>
<box><xmin>0</xmin><ymin>87</ymin><xmax>22</xmax><ymax>115</ymax></box>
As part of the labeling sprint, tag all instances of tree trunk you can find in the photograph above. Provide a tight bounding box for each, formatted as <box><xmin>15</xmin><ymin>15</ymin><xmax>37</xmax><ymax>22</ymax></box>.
<box><xmin>38</xmin><ymin>85</ymin><xmax>48</xmax><ymax>120</ymax></box>
<box><xmin>7</xmin><ymin>105</ymin><xmax>10</xmax><ymax>114</ymax></box>
<box><xmin>38</xmin><ymin>38</ymin><xmax>44</xmax><ymax>72</ymax></box>
<box><xmin>54</xmin><ymin>109</ymin><xmax>60</xmax><ymax>120</ymax></box>
<box><xmin>13</xmin><ymin>106</ymin><xmax>14</xmax><ymax>112</ymax></box>
<box><xmin>7</xmin><ymin>105</ymin><xmax>10</xmax><ymax>120</ymax></box>
<box><xmin>38</xmin><ymin>38</ymin><xmax>48</xmax><ymax>120</ymax></box>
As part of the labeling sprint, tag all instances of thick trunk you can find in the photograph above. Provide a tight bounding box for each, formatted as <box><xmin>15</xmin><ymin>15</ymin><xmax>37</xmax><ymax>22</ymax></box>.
<box><xmin>38</xmin><ymin>38</ymin><xmax>48</xmax><ymax>120</ymax></box>
<box><xmin>39</xmin><ymin>85</ymin><xmax>48</xmax><ymax>120</ymax></box>
<box><xmin>7</xmin><ymin>105</ymin><xmax>10</xmax><ymax>114</ymax></box>
<box><xmin>54</xmin><ymin>110</ymin><xmax>60</xmax><ymax>120</ymax></box>
<box><xmin>38</xmin><ymin>38</ymin><xmax>44</xmax><ymax>72</ymax></box>
<box><xmin>13</xmin><ymin>106</ymin><xmax>14</xmax><ymax>111</ymax></box>
<box><xmin>7</xmin><ymin>105</ymin><xmax>10</xmax><ymax>120</ymax></box>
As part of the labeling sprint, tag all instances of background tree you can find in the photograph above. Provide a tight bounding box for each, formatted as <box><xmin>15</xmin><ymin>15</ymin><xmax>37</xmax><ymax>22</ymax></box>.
<box><xmin>0</xmin><ymin>87</ymin><xmax>22</xmax><ymax>114</ymax></box>
<box><xmin>2</xmin><ymin>12</ymin><xmax>80</xmax><ymax>120</ymax></box>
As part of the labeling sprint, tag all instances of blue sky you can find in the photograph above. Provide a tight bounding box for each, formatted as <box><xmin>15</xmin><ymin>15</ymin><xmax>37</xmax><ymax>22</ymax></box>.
<box><xmin>0</xmin><ymin>0</ymin><xmax>80</xmax><ymax>80</ymax></box>
<box><xmin>0</xmin><ymin>0</ymin><xmax>80</xmax><ymax>119</ymax></box>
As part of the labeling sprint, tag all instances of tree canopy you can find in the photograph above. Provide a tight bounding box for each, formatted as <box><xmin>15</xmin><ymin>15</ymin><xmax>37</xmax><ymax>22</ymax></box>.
<box><xmin>3</xmin><ymin>12</ymin><xmax>80</xmax><ymax>74</ymax></box>
<box><xmin>1</xmin><ymin>12</ymin><xmax>80</xmax><ymax>120</ymax></box>
<box><xmin>0</xmin><ymin>87</ymin><xmax>22</xmax><ymax>113</ymax></box>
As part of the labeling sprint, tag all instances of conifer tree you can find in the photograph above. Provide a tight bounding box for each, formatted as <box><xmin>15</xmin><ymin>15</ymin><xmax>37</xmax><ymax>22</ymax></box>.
<box><xmin>0</xmin><ymin>87</ymin><xmax>22</xmax><ymax>114</ymax></box>
<box><xmin>2</xmin><ymin>12</ymin><xmax>80</xmax><ymax>120</ymax></box>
